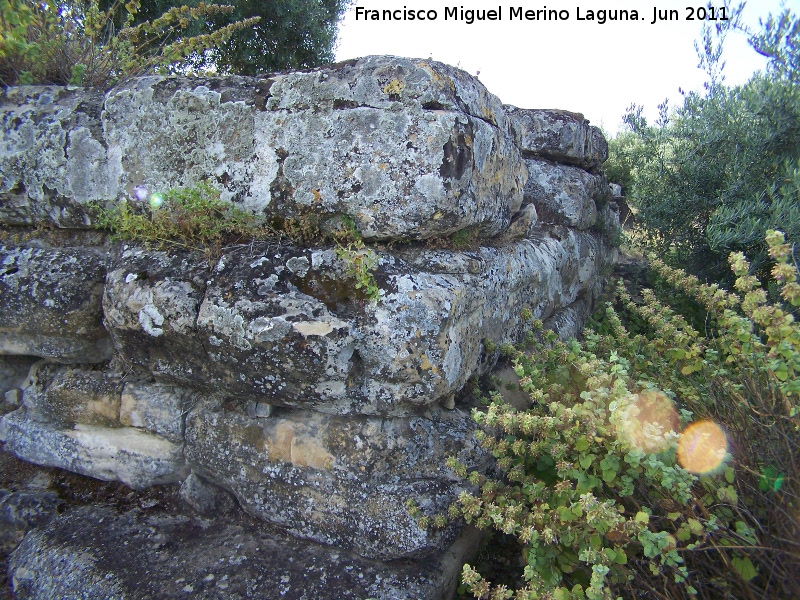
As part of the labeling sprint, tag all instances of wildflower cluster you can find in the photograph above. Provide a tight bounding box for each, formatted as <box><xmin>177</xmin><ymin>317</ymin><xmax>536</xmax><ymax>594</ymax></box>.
<box><xmin>444</xmin><ymin>232</ymin><xmax>799</xmax><ymax>599</ymax></box>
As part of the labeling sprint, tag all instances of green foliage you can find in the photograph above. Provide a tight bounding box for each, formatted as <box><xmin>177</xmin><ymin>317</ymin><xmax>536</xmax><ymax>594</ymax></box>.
<box><xmin>98</xmin><ymin>0</ymin><xmax>353</xmax><ymax>75</ymax></box>
<box><xmin>92</xmin><ymin>182</ymin><xmax>265</xmax><ymax>256</ymax></box>
<box><xmin>334</xmin><ymin>241</ymin><xmax>380</xmax><ymax>303</ymax></box>
<box><xmin>602</xmin><ymin>132</ymin><xmax>637</xmax><ymax>195</ymax></box>
<box><xmin>94</xmin><ymin>184</ymin><xmax>383</xmax><ymax>301</ymax></box>
<box><xmin>611</xmin><ymin>4</ymin><xmax>800</xmax><ymax>283</ymax></box>
<box><xmin>446</xmin><ymin>233</ymin><xmax>799</xmax><ymax>599</ymax></box>
<box><xmin>0</xmin><ymin>0</ymin><xmax>257</xmax><ymax>87</ymax></box>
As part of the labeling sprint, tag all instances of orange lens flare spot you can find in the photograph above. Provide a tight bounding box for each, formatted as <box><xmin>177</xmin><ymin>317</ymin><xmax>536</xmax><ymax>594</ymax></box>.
<box><xmin>677</xmin><ymin>420</ymin><xmax>727</xmax><ymax>474</ymax></box>
<box><xmin>617</xmin><ymin>390</ymin><xmax>679</xmax><ymax>453</ymax></box>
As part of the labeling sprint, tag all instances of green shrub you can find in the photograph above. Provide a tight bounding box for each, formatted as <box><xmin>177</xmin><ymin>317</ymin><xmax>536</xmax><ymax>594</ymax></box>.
<box><xmin>0</xmin><ymin>0</ymin><xmax>257</xmax><ymax>88</ymax></box>
<box><xmin>612</xmin><ymin>4</ymin><xmax>800</xmax><ymax>283</ymax></box>
<box><xmin>446</xmin><ymin>232</ymin><xmax>799</xmax><ymax>599</ymax></box>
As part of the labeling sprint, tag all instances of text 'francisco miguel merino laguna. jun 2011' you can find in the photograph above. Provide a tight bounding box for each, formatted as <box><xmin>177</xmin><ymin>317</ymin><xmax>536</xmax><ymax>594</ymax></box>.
<box><xmin>354</xmin><ymin>5</ymin><xmax>731</xmax><ymax>25</ymax></box>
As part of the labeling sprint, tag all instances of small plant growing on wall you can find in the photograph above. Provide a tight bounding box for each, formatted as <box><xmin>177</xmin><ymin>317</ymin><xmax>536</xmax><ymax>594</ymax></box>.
<box><xmin>94</xmin><ymin>183</ymin><xmax>384</xmax><ymax>302</ymax></box>
<box><xmin>93</xmin><ymin>182</ymin><xmax>265</xmax><ymax>256</ymax></box>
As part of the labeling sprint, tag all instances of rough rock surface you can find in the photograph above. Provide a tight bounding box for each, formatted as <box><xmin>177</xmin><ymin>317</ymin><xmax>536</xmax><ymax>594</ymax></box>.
<box><xmin>0</xmin><ymin>86</ymin><xmax>114</xmax><ymax>228</ymax></box>
<box><xmin>0</xmin><ymin>410</ymin><xmax>187</xmax><ymax>489</ymax></box>
<box><xmin>0</xmin><ymin>489</ymin><xmax>61</xmax><ymax>555</ymax></box>
<box><xmin>505</xmin><ymin>106</ymin><xmax>608</xmax><ymax>170</ymax></box>
<box><xmin>7</xmin><ymin>503</ymin><xmax>481</xmax><ymax>600</ymax></box>
<box><xmin>20</xmin><ymin>363</ymin><xmax>122</xmax><ymax>428</ymax></box>
<box><xmin>2</xmin><ymin>57</ymin><xmax>527</xmax><ymax>241</ymax></box>
<box><xmin>184</xmin><ymin>404</ymin><xmax>484</xmax><ymax>558</ymax></box>
<box><xmin>523</xmin><ymin>159</ymin><xmax>608</xmax><ymax>229</ymax></box>
<box><xmin>101</xmin><ymin>234</ymin><xmax>610</xmax><ymax>416</ymax></box>
<box><xmin>0</xmin><ymin>245</ymin><xmax>112</xmax><ymax>362</ymax></box>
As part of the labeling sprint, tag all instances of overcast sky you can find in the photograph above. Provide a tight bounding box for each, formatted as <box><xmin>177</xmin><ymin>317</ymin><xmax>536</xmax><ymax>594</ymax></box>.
<box><xmin>335</xmin><ymin>0</ymin><xmax>787</xmax><ymax>133</ymax></box>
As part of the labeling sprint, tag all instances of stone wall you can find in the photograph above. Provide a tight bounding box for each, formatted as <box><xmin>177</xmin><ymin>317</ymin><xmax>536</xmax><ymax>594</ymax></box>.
<box><xmin>0</xmin><ymin>56</ymin><xmax>620</xmax><ymax>599</ymax></box>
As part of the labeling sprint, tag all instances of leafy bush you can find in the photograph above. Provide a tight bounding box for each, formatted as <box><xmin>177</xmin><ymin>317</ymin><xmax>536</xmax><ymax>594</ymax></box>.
<box><xmin>612</xmin><ymin>4</ymin><xmax>800</xmax><ymax>283</ymax></box>
<box><xmin>446</xmin><ymin>232</ymin><xmax>799</xmax><ymax>599</ymax></box>
<box><xmin>0</xmin><ymin>0</ymin><xmax>257</xmax><ymax>87</ymax></box>
<box><xmin>334</xmin><ymin>239</ymin><xmax>381</xmax><ymax>303</ymax></box>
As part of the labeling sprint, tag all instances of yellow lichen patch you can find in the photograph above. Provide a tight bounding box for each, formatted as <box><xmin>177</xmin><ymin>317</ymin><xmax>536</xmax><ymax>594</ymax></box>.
<box><xmin>382</xmin><ymin>79</ymin><xmax>405</xmax><ymax>95</ymax></box>
<box><xmin>290</xmin><ymin>435</ymin><xmax>335</xmax><ymax>470</ymax></box>
<box><xmin>432</xmin><ymin>211</ymin><xmax>443</xmax><ymax>220</ymax></box>
<box><xmin>268</xmin><ymin>422</ymin><xmax>294</xmax><ymax>463</ymax></box>
<box><xmin>419</xmin><ymin>354</ymin><xmax>439</xmax><ymax>373</ymax></box>
<box><xmin>418</xmin><ymin>61</ymin><xmax>456</xmax><ymax>93</ymax></box>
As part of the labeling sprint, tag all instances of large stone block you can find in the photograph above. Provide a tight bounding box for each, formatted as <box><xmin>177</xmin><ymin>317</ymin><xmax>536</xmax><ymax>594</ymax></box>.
<box><xmin>101</xmin><ymin>57</ymin><xmax>526</xmax><ymax>241</ymax></box>
<box><xmin>0</xmin><ymin>409</ymin><xmax>186</xmax><ymax>488</ymax></box>
<box><xmin>102</xmin><ymin>235</ymin><xmax>602</xmax><ymax>415</ymax></box>
<box><xmin>506</xmin><ymin>106</ymin><xmax>608</xmax><ymax>170</ymax></box>
<box><xmin>523</xmin><ymin>159</ymin><xmax>610</xmax><ymax>229</ymax></box>
<box><xmin>0</xmin><ymin>86</ymin><xmax>119</xmax><ymax>227</ymax></box>
<box><xmin>0</xmin><ymin>245</ymin><xmax>112</xmax><ymax>362</ymax></box>
<box><xmin>255</xmin><ymin>56</ymin><xmax>525</xmax><ymax>240</ymax></box>
<box><xmin>102</xmin><ymin>245</ymin><xmax>211</xmax><ymax>384</ymax></box>
<box><xmin>184</xmin><ymin>404</ymin><xmax>484</xmax><ymax>559</ymax></box>
<box><xmin>21</xmin><ymin>363</ymin><xmax>122</xmax><ymax>428</ymax></box>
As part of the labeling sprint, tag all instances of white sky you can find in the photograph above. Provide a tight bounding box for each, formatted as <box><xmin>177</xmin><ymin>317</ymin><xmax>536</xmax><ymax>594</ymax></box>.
<box><xmin>334</xmin><ymin>0</ymin><xmax>789</xmax><ymax>133</ymax></box>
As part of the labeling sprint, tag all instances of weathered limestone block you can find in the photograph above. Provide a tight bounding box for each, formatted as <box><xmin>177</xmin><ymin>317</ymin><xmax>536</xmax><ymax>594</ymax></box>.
<box><xmin>505</xmin><ymin>106</ymin><xmax>608</xmax><ymax>170</ymax></box>
<box><xmin>101</xmin><ymin>75</ymin><xmax>262</xmax><ymax>213</ymax></box>
<box><xmin>0</xmin><ymin>86</ymin><xmax>119</xmax><ymax>227</ymax></box>
<box><xmin>103</xmin><ymin>234</ymin><xmax>605</xmax><ymax>415</ymax></box>
<box><xmin>8</xmin><ymin>504</ymin><xmax>481</xmax><ymax>600</ymax></box>
<box><xmin>256</xmin><ymin>56</ymin><xmax>525</xmax><ymax>240</ymax></box>
<box><xmin>102</xmin><ymin>57</ymin><xmax>526</xmax><ymax>241</ymax></box>
<box><xmin>0</xmin><ymin>245</ymin><xmax>112</xmax><ymax>362</ymax></box>
<box><xmin>0</xmin><ymin>410</ymin><xmax>186</xmax><ymax>488</ymax></box>
<box><xmin>120</xmin><ymin>381</ymin><xmax>197</xmax><ymax>444</ymax></box>
<box><xmin>523</xmin><ymin>159</ymin><xmax>609</xmax><ymax>229</ymax></box>
<box><xmin>21</xmin><ymin>363</ymin><xmax>122</xmax><ymax>428</ymax></box>
<box><xmin>102</xmin><ymin>246</ymin><xmax>211</xmax><ymax>384</ymax></box>
<box><xmin>184</xmin><ymin>404</ymin><xmax>484</xmax><ymax>559</ymax></box>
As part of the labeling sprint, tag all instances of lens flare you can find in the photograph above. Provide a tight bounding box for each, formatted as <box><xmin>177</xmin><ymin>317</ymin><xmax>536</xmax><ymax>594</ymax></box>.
<box><xmin>149</xmin><ymin>193</ymin><xmax>164</xmax><ymax>209</ymax></box>
<box><xmin>677</xmin><ymin>420</ymin><xmax>727</xmax><ymax>474</ymax></box>
<box><xmin>616</xmin><ymin>390</ymin><xmax>680</xmax><ymax>453</ymax></box>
